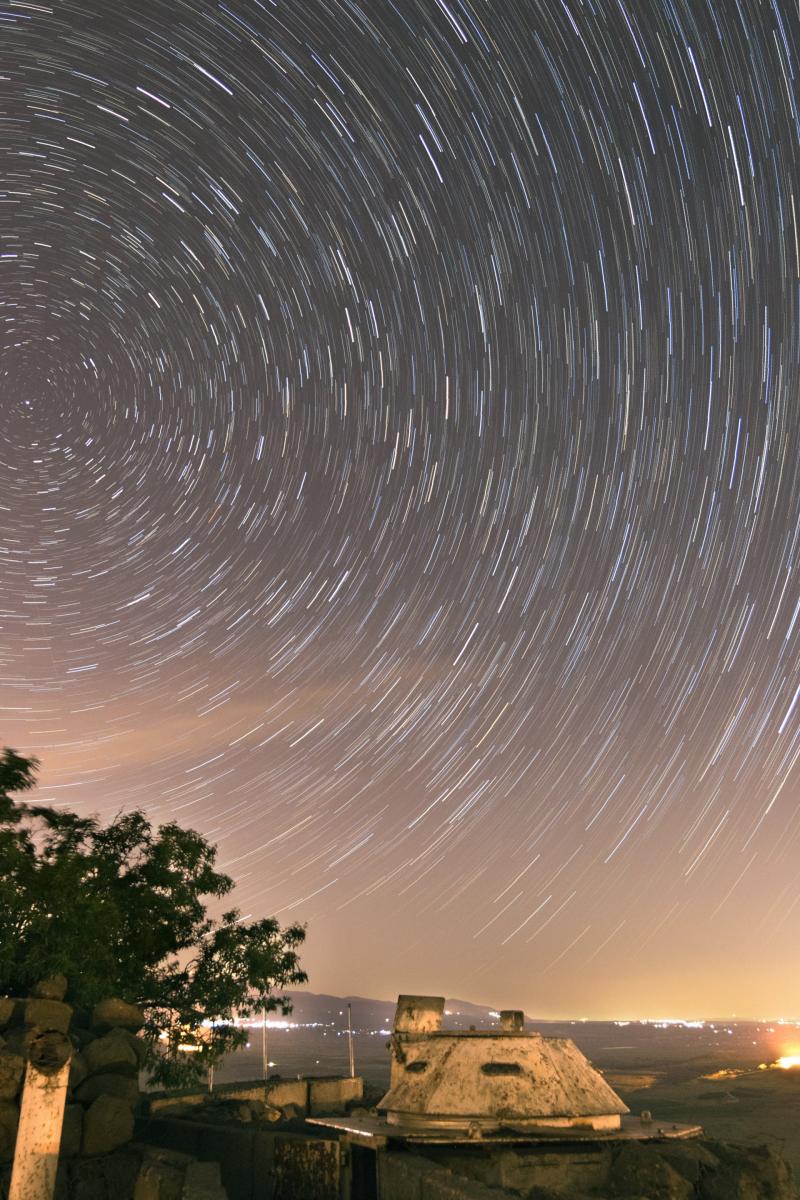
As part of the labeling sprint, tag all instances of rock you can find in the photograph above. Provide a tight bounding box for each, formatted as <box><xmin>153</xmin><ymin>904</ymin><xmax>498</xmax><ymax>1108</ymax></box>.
<box><xmin>67</xmin><ymin>1150</ymin><xmax>142</xmax><ymax>1200</ymax></box>
<box><xmin>70</xmin><ymin>1051</ymin><xmax>89</xmax><ymax>1090</ymax></box>
<box><xmin>91</xmin><ymin>999</ymin><xmax>145</xmax><ymax>1033</ymax></box>
<box><xmin>0</xmin><ymin>999</ymin><xmax>16</xmax><ymax>1031</ymax></box>
<box><xmin>84</xmin><ymin>1029</ymin><xmax>139</xmax><ymax>1076</ymax></box>
<box><xmin>699</xmin><ymin>1140</ymin><xmax>795</xmax><ymax>1199</ymax></box>
<box><xmin>81</xmin><ymin>1095</ymin><xmax>135</xmax><ymax>1156</ymax></box>
<box><xmin>75</xmin><ymin>1073</ymin><xmax>140</xmax><ymax>1106</ymax></box>
<box><xmin>23</xmin><ymin>998</ymin><xmax>72</xmax><ymax>1033</ymax></box>
<box><xmin>1</xmin><ymin>1027</ymin><xmax>35</xmax><ymax>1058</ymax></box>
<box><xmin>0</xmin><ymin>1101</ymin><xmax>19</xmax><ymax>1164</ymax></box>
<box><xmin>658</xmin><ymin>1140</ymin><xmax>721</xmax><ymax>1184</ymax></box>
<box><xmin>181</xmin><ymin>1161</ymin><xmax>227</xmax><ymax>1200</ymax></box>
<box><xmin>279</xmin><ymin>1102</ymin><xmax>304</xmax><ymax>1121</ymax></box>
<box><xmin>65</xmin><ymin>1155</ymin><xmax>107</xmax><ymax>1200</ymax></box>
<box><xmin>30</xmin><ymin>975</ymin><xmax>68</xmax><ymax>1001</ymax></box>
<box><xmin>118</xmin><ymin>1028</ymin><xmax>147</xmax><ymax>1067</ymax></box>
<box><xmin>235</xmin><ymin>1102</ymin><xmax>252</xmax><ymax>1122</ymax></box>
<box><xmin>608</xmin><ymin>1143</ymin><xmax>694</xmax><ymax>1199</ymax></box>
<box><xmin>60</xmin><ymin>1104</ymin><xmax>83</xmax><ymax>1157</ymax></box>
<box><xmin>135</xmin><ymin>1162</ymin><xmax>186</xmax><ymax>1200</ymax></box>
<box><xmin>137</xmin><ymin>1148</ymin><xmax>195</xmax><ymax>1200</ymax></box>
<box><xmin>0</xmin><ymin>1054</ymin><xmax>24</xmax><ymax>1101</ymax></box>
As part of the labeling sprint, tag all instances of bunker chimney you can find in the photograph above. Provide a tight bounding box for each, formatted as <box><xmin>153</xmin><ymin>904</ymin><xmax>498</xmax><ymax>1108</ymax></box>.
<box><xmin>392</xmin><ymin>995</ymin><xmax>444</xmax><ymax>1035</ymax></box>
<box><xmin>499</xmin><ymin>1010</ymin><xmax>524</xmax><ymax>1032</ymax></box>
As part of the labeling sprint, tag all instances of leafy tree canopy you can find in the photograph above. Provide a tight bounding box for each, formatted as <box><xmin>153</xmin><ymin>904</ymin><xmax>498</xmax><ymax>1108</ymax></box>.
<box><xmin>0</xmin><ymin>748</ymin><xmax>307</xmax><ymax>1087</ymax></box>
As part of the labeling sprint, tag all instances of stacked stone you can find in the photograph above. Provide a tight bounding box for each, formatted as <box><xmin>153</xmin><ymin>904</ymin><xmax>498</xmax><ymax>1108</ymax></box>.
<box><xmin>0</xmin><ymin>978</ymin><xmax>146</xmax><ymax>1162</ymax></box>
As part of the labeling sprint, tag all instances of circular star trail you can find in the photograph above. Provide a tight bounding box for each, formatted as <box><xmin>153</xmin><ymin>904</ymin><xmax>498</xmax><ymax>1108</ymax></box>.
<box><xmin>2</xmin><ymin>0</ymin><xmax>799</xmax><ymax>1017</ymax></box>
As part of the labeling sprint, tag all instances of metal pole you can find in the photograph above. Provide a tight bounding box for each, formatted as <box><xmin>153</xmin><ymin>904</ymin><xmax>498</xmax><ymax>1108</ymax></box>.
<box><xmin>347</xmin><ymin>1002</ymin><xmax>355</xmax><ymax>1078</ymax></box>
<box><xmin>9</xmin><ymin>1031</ymin><xmax>72</xmax><ymax>1200</ymax></box>
<box><xmin>261</xmin><ymin>1007</ymin><xmax>269</xmax><ymax>1081</ymax></box>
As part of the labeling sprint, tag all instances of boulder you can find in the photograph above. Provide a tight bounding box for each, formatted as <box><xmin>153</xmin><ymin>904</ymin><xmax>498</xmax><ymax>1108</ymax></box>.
<box><xmin>69</xmin><ymin>1051</ymin><xmax>89</xmax><ymax>1090</ymax></box>
<box><xmin>30</xmin><ymin>975</ymin><xmax>68</xmax><ymax>1001</ymax></box>
<box><xmin>75</xmin><ymin>1073</ymin><xmax>140</xmax><ymax>1106</ymax></box>
<box><xmin>81</xmin><ymin>1095</ymin><xmax>135</xmax><ymax>1156</ymax></box>
<box><xmin>67</xmin><ymin>1149</ymin><xmax>141</xmax><ymax>1200</ymax></box>
<box><xmin>657</xmin><ymin>1140</ymin><xmax>721</xmax><ymax>1185</ymax></box>
<box><xmin>60</xmin><ymin>1104</ymin><xmax>83</xmax><ymax>1157</ymax></box>
<box><xmin>0</xmin><ymin>1101</ymin><xmax>19</xmax><ymax>1164</ymax></box>
<box><xmin>699</xmin><ymin>1140</ymin><xmax>795</xmax><ymax>1199</ymax></box>
<box><xmin>91</xmin><ymin>999</ymin><xmax>145</xmax><ymax>1033</ymax></box>
<box><xmin>0</xmin><ymin>999</ymin><xmax>16</xmax><ymax>1031</ymax></box>
<box><xmin>135</xmin><ymin>1162</ymin><xmax>187</xmax><ymax>1200</ymax></box>
<box><xmin>181</xmin><ymin>1161</ymin><xmax>227</xmax><ymax>1200</ymax></box>
<box><xmin>118</xmin><ymin>1027</ymin><xmax>147</xmax><ymax>1067</ymax></box>
<box><xmin>0</xmin><ymin>1054</ymin><xmax>24</xmax><ymax>1101</ymax></box>
<box><xmin>279</xmin><ymin>1102</ymin><xmax>304</xmax><ymax>1122</ymax></box>
<box><xmin>608</xmin><ymin>1143</ymin><xmax>694</xmax><ymax>1200</ymax></box>
<box><xmin>23</xmin><ymin>998</ymin><xmax>72</xmax><ymax>1033</ymax></box>
<box><xmin>84</xmin><ymin>1029</ymin><xmax>139</xmax><ymax>1076</ymax></box>
<box><xmin>135</xmin><ymin>1148</ymin><xmax>194</xmax><ymax>1200</ymax></box>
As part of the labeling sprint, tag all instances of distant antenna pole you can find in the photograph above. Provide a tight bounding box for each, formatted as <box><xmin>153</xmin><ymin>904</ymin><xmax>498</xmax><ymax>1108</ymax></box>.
<box><xmin>347</xmin><ymin>1002</ymin><xmax>355</xmax><ymax>1078</ymax></box>
<box><xmin>261</xmin><ymin>1007</ymin><xmax>269</xmax><ymax>1081</ymax></box>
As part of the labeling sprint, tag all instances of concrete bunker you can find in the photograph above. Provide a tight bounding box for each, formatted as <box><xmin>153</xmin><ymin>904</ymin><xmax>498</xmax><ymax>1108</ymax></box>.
<box><xmin>380</xmin><ymin>994</ymin><xmax>629</xmax><ymax>1134</ymax></box>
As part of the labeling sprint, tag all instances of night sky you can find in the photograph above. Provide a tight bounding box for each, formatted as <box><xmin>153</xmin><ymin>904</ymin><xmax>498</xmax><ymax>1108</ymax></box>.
<box><xmin>3</xmin><ymin>0</ymin><xmax>800</xmax><ymax>1020</ymax></box>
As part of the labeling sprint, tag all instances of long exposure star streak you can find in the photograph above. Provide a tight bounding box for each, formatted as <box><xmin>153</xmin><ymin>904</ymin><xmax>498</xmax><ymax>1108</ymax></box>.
<box><xmin>2</xmin><ymin>0</ymin><xmax>799</xmax><ymax>1018</ymax></box>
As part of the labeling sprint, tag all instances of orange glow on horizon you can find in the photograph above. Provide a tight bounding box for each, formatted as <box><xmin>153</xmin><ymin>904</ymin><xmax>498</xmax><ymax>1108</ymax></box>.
<box><xmin>775</xmin><ymin>1054</ymin><xmax>800</xmax><ymax>1069</ymax></box>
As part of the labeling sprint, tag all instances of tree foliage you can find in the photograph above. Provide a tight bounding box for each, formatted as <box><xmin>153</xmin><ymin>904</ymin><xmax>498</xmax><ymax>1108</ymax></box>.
<box><xmin>0</xmin><ymin>748</ymin><xmax>307</xmax><ymax>1087</ymax></box>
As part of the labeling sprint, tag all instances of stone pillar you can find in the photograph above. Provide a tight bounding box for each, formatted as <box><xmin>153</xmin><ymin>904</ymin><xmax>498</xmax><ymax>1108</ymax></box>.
<box><xmin>9</xmin><ymin>1030</ymin><xmax>72</xmax><ymax>1200</ymax></box>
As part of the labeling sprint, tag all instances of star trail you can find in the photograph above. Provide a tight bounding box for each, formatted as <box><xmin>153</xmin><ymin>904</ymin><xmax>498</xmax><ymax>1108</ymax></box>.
<box><xmin>2</xmin><ymin>0</ymin><xmax>800</xmax><ymax>1018</ymax></box>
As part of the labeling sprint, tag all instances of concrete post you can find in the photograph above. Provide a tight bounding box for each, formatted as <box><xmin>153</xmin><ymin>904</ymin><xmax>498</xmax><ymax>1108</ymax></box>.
<box><xmin>9</xmin><ymin>1030</ymin><xmax>72</xmax><ymax>1200</ymax></box>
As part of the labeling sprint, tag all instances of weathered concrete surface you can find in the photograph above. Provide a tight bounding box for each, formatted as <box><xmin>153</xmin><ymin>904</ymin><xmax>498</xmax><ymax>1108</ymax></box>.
<box><xmin>8</xmin><ymin>1055</ymin><xmax>71</xmax><ymax>1200</ymax></box>
<box><xmin>146</xmin><ymin>1075</ymin><xmax>359</xmax><ymax>1119</ymax></box>
<box><xmin>272</xmin><ymin>1137</ymin><xmax>339</xmax><ymax>1200</ymax></box>
<box><xmin>146</xmin><ymin>1081</ymin><xmax>308</xmax><ymax>1117</ymax></box>
<box><xmin>382</xmin><ymin>995</ymin><xmax>626</xmax><ymax>1133</ymax></box>
<box><xmin>394</xmin><ymin>997</ymin><xmax>446</xmax><ymax>1035</ymax></box>
<box><xmin>135</xmin><ymin>1117</ymin><xmax>340</xmax><ymax>1200</ymax></box>
<box><xmin>308</xmin><ymin>1076</ymin><xmax>363</xmax><ymax>1116</ymax></box>
<box><xmin>381</xmin><ymin>1034</ymin><xmax>627</xmax><ymax>1128</ymax></box>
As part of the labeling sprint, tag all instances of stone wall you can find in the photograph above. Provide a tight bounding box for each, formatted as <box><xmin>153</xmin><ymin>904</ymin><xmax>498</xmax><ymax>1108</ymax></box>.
<box><xmin>0</xmin><ymin>979</ymin><xmax>145</xmax><ymax>1165</ymax></box>
<box><xmin>135</xmin><ymin>1116</ymin><xmax>341</xmax><ymax>1200</ymax></box>
<box><xmin>145</xmin><ymin>1074</ymin><xmax>363</xmax><ymax>1119</ymax></box>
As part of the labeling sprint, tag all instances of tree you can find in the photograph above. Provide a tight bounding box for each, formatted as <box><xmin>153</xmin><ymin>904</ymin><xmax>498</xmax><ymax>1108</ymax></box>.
<box><xmin>0</xmin><ymin>748</ymin><xmax>307</xmax><ymax>1088</ymax></box>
